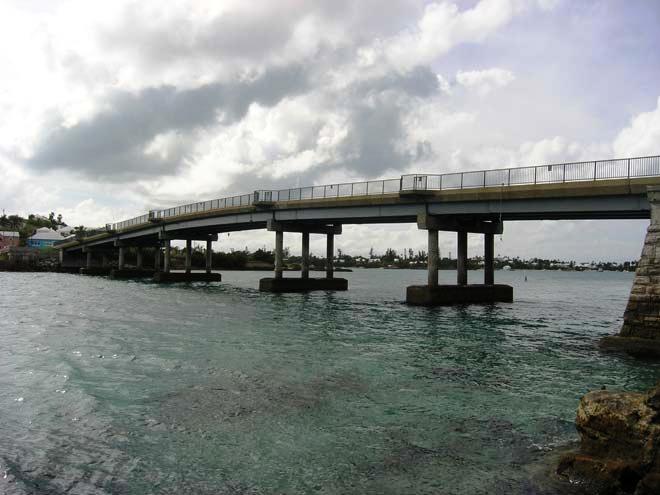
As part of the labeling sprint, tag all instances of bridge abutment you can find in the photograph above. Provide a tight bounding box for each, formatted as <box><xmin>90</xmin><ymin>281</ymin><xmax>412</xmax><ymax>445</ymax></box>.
<box><xmin>407</xmin><ymin>215</ymin><xmax>512</xmax><ymax>306</ymax></box>
<box><xmin>259</xmin><ymin>223</ymin><xmax>348</xmax><ymax>292</ymax></box>
<box><xmin>601</xmin><ymin>187</ymin><xmax>660</xmax><ymax>357</ymax></box>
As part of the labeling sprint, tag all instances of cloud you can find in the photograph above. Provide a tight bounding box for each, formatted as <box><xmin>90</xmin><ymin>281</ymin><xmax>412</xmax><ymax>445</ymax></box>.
<box><xmin>613</xmin><ymin>97</ymin><xmax>660</xmax><ymax>157</ymax></box>
<box><xmin>26</xmin><ymin>65</ymin><xmax>309</xmax><ymax>180</ymax></box>
<box><xmin>456</xmin><ymin>68</ymin><xmax>516</xmax><ymax>96</ymax></box>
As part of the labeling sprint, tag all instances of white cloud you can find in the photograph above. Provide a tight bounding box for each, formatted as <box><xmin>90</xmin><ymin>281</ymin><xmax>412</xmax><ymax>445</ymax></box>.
<box><xmin>613</xmin><ymin>97</ymin><xmax>660</xmax><ymax>158</ymax></box>
<box><xmin>456</xmin><ymin>68</ymin><xmax>515</xmax><ymax>96</ymax></box>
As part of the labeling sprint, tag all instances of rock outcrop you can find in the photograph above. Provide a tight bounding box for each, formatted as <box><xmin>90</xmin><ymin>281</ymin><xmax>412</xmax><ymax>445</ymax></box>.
<box><xmin>558</xmin><ymin>382</ymin><xmax>660</xmax><ymax>494</ymax></box>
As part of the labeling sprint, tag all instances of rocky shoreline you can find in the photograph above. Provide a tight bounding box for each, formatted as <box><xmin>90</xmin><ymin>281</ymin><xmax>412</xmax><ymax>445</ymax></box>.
<box><xmin>557</xmin><ymin>382</ymin><xmax>660</xmax><ymax>494</ymax></box>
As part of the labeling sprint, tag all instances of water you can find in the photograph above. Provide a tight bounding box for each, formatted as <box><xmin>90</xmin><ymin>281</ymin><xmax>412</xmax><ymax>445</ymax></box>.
<box><xmin>1</xmin><ymin>269</ymin><xmax>658</xmax><ymax>494</ymax></box>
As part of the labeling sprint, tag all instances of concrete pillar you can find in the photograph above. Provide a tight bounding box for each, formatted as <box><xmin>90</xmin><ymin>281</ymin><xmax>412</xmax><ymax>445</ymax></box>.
<box><xmin>301</xmin><ymin>232</ymin><xmax>310</xmax><ymax>279</ymax></box>
<box><xmin>274</xmin><ymin>230</ymin><xmax>284</xmax><ymax>279</ymax></box>
<box><xmin>457</xmin><ymin>231</ymin><xmax>468</xmax><ymax>286</ymax></box>
<box><xmin>154</xmin><ymin>247</ymin><xmax>161</xmax><ymax>271</ymax></box>
<box><xmin>185</xmin><ymin>239</ymin><xmax>192</xmax><ymax>274</ymax></box>
<box><xmin>118</xmin><ymin>247</ymin><xmax>125</xmax><ymax>270</ymax></box>
<box><xmin>58</xmin><ymin>250</ymin><xmax>64</xmax><ymax>264</ymax></box>
<box><xmin>206</xmin><ymin>239</ymin><xmax>213</xmax><ymax>274</ymax></box>
<box><xmin>136</xmin><ymin>248</ymin><xmax>143</xmax><ymax>269</ymax></box>
<box><xmin>102</xmin><ymin>254</ymin><xmax>109</xmax><ymax>268</ymax></box>
<box><xmin>326</xmin><ymin>233</ymin><xmax>334</xmax><ymax>279</ymax></box>
<box><xmin>164</xmin><ymin>240</ymin><xmax>171</xmax><ymax>273</ymax></box>
<box><xmin>427</xmin><ymin>229</ymin><xmax>439</xmax><ymax>287</ymax></box>
<box><xmin>484</xmin><ymin>233</ymin><xmax>494</xmax><ymax>285</ymax></box>
<box><xmin>86</xmin><ymin>250</ymin><xmax>93</xmax><ymax>269</ymax></box>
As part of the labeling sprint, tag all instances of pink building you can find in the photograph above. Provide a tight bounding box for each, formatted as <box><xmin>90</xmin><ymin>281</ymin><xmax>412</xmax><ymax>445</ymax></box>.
<box><xmin>0</xmin><ymin>231</ymin><xmax>20</xmax><ymax>251</ymax></box>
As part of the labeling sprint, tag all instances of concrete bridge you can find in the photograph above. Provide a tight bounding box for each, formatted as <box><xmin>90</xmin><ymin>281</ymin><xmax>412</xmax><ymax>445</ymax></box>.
<box><xmin>57</xmin><ymin>155</ymin><xmax>660</xmax><ymax>313</ymax></box>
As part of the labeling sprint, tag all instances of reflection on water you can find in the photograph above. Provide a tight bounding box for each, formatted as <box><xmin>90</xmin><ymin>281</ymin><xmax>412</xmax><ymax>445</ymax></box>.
<box><xmin>1</xmin><ymin>269</ymin><xmax>658</xmax><ymax>494</ymax></box>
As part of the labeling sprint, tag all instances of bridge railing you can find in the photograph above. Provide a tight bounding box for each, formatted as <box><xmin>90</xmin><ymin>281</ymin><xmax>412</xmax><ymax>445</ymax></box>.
<box><xmin>106</xmin><ymin>155</ymin><xmax>660</xmax><ymax>234</ymax></box>
<box><xmin>400</xmin><ymin>155</ymin><xmax>660</xmax><ymax>191</ymax></box>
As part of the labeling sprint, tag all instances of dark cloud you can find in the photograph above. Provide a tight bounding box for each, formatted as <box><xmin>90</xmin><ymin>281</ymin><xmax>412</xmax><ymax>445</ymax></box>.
<box><xmin>27</xmin><ymin>65</ymin><xmax>309</xmax><ymax>180</ymax></box>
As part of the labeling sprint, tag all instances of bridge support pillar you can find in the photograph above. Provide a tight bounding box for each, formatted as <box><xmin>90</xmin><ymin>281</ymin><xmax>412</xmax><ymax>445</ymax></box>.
<box><xmin>185</xmin><ymin>240</ymin><xmax>192</xmax><ymax>274</ymax></box>
<box><xmin>601</xmin><ymin>187</ymin><xmax>660</xmax><ymax>357</ymax></box>
<box><xmin>259</xmin><ymin>223</ymin><xmax>347</xmax><ymax>292</ymax></box>
<box><xmin>154</xmin><ymin>246</ymin><xmax>161</xmax><ymax>271</ymax></box>
<box><xmin>407</xmin><ymin>215</ymin><xmax>512</xmax><ymax>306</ymax></box>
<box><xmin>118</xmin><ymin>247</ymin><xmax>125</xmax><ymax>270</ymax></box>
<box><xmin>274</xmin><ymin>230</ymin><xmax>284</xmax><ymax>279</ymax></box>
<box><xmin>301</xmin><ymin>232</ymin><xmax>310</xmax><ymax>279</ymax></box>
<box><xmin>86</xmin><ymin>250</ymin><xmax>93</xmax><ymax>269</ymax></box>
<box><xmin>457</xmin><ymin>231</ymin><xmax>468</xmax><ymax>285</ymax></box>
<box><xmin>326</xmin><ymin>233</ymin><xmax>334</xmax><ymax>279</ymax></box>
<box><xmin>102</xmin><ymin>253</ymin><xmax>109</xmax><ymax>268</ymax></box>
<box><xmin>428</xmin><ymin>229</ymin><xmax>439</xmax><ymax>287</ymax></box>
<box><xmin>206</xmin><ymin>239</ymin><xmax>213</xmax><ymax>274</ymax></box>
<box><xmin>484</xmin><ymin>233</ymin><xmax>494</xmax><ymax>285</ymax></box>
<box><xmin>80</xmin><ymin>248</ymin><xmax>112</xmax><ymax>276</ymax></box>
<box><xmin>163</xmin><ymin>240</ymin><xmax>171</xmax><ymax>273</ymax></box>
<box><xmin>136</xmin><ymin>248</ymin><xmax>143</xmax><ymax>270</ymax></box>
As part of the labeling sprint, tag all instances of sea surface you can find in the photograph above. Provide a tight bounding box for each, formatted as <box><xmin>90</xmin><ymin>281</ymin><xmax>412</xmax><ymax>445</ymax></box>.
<box><xmin>1</xmin><ymin>269</ymin><xmax>659</xmax><ymax>494</ymax></box>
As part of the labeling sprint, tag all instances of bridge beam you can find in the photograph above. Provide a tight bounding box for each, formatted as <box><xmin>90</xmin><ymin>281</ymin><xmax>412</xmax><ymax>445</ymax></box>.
<box><xmin>159</xmin><ymin>232</ymin><xmax>218</xmax><ymax>242</ymax></box>
<box><xmin>417</xmin><ymin>214</ymin><xmax>502</xmax><ymax>234</ymax></box>
<box><xmin>267</xmin><ymin>220</ymin><xmax>342</xmax><ymax>235</ymax></box>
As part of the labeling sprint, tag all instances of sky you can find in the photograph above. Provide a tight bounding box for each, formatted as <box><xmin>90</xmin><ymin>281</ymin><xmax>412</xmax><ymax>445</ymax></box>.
<box><xmin>1</xmin><ymin>0</ymin><xmax>659</xmax><ymax>261</ymax></box>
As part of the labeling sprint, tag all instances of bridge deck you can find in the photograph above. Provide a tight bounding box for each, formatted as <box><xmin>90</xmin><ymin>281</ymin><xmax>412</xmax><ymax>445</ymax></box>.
<box><xmin>57</xmin><ymin>156</ymin><xmax>660</xmax><ymax>251</ymax></box>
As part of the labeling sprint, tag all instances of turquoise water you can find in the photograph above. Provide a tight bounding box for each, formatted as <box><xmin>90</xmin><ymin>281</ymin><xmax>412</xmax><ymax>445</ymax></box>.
<box><xmin>1</xmin><ymin>269</ymin><xmax>658</xmax><ymax>494</ymax></box>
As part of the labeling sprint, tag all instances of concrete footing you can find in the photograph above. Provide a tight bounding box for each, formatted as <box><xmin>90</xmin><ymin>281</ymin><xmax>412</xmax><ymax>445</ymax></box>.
<box><xmin>153</xmin><ymin>271</ymin><xmax>222</xmax><ymax>283</ymax></box>
<box><xmin>259</xmin><ymin>277</ymin><xmax>348</xmax><ymax>293</ymax></box>
<box><xmin>406</xmin><ymin>284</ymin><xmax>513</xmax><ymax>306</ymax></box>
<box><xmin>599</xmin><ymin>335</ymin><xmax>660</xmax><ymax>358</ymax></box>
<box><xmin>80</xmin><ymin>267</ymin><xmax>112</xmax><ymax>276</ymax></box>
<box><xmin>110</xmin><ymin>268</ymin><xmax>156</xmax><ymax>279</ymax></box>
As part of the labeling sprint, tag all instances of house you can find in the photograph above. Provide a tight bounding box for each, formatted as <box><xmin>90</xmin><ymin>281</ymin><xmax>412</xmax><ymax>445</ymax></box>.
<box><xmin>0</xmin><ymin>231</ymin><xmax>20</xmax><ymax>251</ymax></box>
<box><xmin>27</xmin><ymin>227</ymin><xmax>62</xmax><ymax>248</ymax></box>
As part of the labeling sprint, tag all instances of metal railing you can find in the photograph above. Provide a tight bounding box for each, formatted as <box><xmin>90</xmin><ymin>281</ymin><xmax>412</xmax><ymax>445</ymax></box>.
<box><xmin>107</xmin><ymin>155</ymin><xmax>660</xmax><ymax>233</ymax></box>
<box><xmin>400</xmin><ymin>155</ymin><xmax>660</xmax><ymax>191</ymax></box>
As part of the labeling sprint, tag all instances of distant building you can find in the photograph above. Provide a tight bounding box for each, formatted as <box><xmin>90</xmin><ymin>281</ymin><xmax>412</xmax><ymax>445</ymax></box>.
<box><xmin>0</xmin><ymin>231</ymin><xmax>20</xmax><ymax>251</ymax></box>
<box><xmin>27</xmin><ymin>227</ymin><xmax>62</xmax><ymax>248</ymax></box>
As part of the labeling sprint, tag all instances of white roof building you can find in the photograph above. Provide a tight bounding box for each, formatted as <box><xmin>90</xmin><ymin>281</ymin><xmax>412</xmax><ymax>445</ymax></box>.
<box><xmin>29</xmin><ymin>227</ymin><xmax>63</xmax><ymax>241</ymax></box>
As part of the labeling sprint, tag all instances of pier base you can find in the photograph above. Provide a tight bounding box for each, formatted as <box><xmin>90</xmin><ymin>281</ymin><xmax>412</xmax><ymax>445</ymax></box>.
<box><xmin>406</xmin><ymin>284</ymin><xmax>513</xmax><ymax>306</ymax></box>
<box><xmin>259</xmin><ymin>277</ymin><xmax>348</xmax><ymax>293</ymax></box>
<box><xmin>153</xmin><ymin>271</ymin><xmax>222</xmax><ymax>283</ymax></box>
<box><xmin>110</xmin><ymin>268</ymin><xmax>156</xmax><ymax>279</ymax></box>
<box><xmin>79</xmin><ymin>267</ymin><xmax>112</xmax><ymax>276</ymax></box>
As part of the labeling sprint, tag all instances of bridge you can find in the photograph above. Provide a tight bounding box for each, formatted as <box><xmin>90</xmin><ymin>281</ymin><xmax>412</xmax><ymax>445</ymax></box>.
<box><xmin>57</xmin><ymin>155</ymin><xmax>660</xmax><ymax>307</ymax></box>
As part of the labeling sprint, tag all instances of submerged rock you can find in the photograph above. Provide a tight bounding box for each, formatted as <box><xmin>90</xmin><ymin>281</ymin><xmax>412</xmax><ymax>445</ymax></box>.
<box><xmin>557</xmin><ymin>382</ymin><xmax>660</xmax><ymax>494</ymax></box>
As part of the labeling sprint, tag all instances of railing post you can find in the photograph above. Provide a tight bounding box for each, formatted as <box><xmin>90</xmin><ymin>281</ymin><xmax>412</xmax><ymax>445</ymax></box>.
<box><xmin>534</xmin><ymin>167</ymin><xmax>537</xmax><ymax>185</ymax></box>
<box><xmin>439</xmin><ymin>174</ymin><xmax>443</xmax><ymax>190</ymax></box>
<box><xmin>628</xmin><ymin>158</ymin><xmax>631</xmax><ymax>179</ymax></box>
<box><xmin>460</xmin><ymin>173</ymin><xmax>464</xmax><ymax>189</ymax></box>
<box><xmin>351</xmin><ymin>182</ymin><xmax>354</xmax><ymax>196</ymax></box>
<box><xmin>508</xmin><ymin>168</ymin><xmax>511</xmax><ymax>186</ymax></box>
<box><xmin>594</xmin><ymin>161</ymin><xmax>597</xmax><ymax>181</ymax></box>
<box><xmin>562</xmin><ymin>165</ymin><xmax>566</xmax><ymax>183</ymax></box>
<box><xmin>483</xmin><ymin>170</ymin><xmax>487</xmax><ymax>187</ymax></box>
